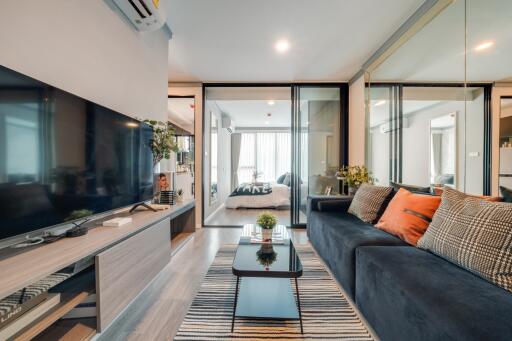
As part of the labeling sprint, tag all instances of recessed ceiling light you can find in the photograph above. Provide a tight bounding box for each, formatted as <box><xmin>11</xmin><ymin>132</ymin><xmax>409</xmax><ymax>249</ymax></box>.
<box><xmin>374</xmin><ymin>100</ymin><xmax>386</xmax><ymax>107</ymax></box>
<box><xmin>275</xmin><ymin>39</ymin><xmax>290</xmax><ymax>53</ymax></box>
<box><xmin>474</xmin><ymin>41</ymin><xmax>494</xmax><ymax>51</ymax></box>
<box><xmin>268</xmin><ymin>100</ymin><xmax>275</xmax><ymax>106</ymax></box>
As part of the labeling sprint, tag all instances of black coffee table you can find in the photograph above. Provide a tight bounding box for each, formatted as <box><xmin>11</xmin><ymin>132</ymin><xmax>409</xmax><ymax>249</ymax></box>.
<box><xmin>231</xmin><ymin>240</ymin><xmax>303</xmax><ymax>333</ymax></box>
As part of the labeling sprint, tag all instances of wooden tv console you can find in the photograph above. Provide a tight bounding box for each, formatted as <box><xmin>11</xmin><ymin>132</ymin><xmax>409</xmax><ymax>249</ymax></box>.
<box><xmin>0</xmin><ymin>200</ymin><xmax>195</xmax><ymax>340</ymax></box>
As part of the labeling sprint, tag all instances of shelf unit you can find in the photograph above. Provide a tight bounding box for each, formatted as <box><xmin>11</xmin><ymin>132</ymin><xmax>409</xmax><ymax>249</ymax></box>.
<box><xmin>0</xmin><ymin>200</ymin><xmax>195</xmax><ymax>340</ymax></box>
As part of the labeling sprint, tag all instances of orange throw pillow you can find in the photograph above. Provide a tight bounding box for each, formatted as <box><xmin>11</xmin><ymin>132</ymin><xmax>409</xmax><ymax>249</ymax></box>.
<box><xmin>375</xmin><ymin>188</ymin><xmax>441</xmax><ymax>245</ymax></box>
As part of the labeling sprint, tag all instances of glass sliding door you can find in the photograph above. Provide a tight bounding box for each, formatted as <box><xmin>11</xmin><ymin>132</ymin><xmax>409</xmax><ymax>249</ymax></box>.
<box><xmin>291</xmin><ymin>85</ymin><xmax>345</xmax><ymax>226</ymax></box>
<box><xmin>203</xmin><ymin>86</ymin><xmax>292</xmax><ymax>227</ymax></box>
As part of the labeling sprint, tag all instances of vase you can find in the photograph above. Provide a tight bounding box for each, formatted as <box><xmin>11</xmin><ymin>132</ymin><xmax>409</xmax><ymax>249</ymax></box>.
<box><xmin>261</xmin><ymin>228</ymin><xmax>273</xmax><ymax>242</ymax></box>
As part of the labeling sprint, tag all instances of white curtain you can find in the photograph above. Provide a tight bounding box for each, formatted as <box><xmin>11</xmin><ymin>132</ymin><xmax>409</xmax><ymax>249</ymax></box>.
<box><xmin>231</xmin><ymin>133</ymin><xmax>242</xmax><ymax>189</ymax></box>
<box><xmin>238</xmin><ymin>133</ymin><xmax>255</xmax><ymax>184</ymax></box>
<box><xmin>276</xmin><ymin>133</ymin><xmax>291</xmax><ymax>179</ymax></box>
<box><xmin>237</xmin><ymin>132</ymin><xmax>291</xmax><ymax>184</ymax></box>
<box><xmin>257</xmin><ymin>133</ymin><xmax>276</xmax><ymax>182</ymax></box>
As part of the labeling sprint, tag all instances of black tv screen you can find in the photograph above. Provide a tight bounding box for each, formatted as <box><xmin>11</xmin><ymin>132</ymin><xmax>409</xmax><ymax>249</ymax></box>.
<box><xmin>0</xmin><ymin>65</ymin><xmax>154</xmax><ymax>242</ymax></box>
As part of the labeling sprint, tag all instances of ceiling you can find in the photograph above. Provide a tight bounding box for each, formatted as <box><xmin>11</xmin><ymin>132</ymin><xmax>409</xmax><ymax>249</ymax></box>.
<box><xmin>168</xmin><ymin>97</ymin><xmax>195</xmax><ymax>133</ymax></box>
<box><xmin>166</xmin><ymin>0</ymin><xmax>424</xmax><ymax>82</ymax></box>
<box><xmin>214</xmin><ymin>100</ymin><xmax>291</xmax><ymax>128</ymax></box>
<box><xmin>372</xmin><ymin>0</ymin><xmax>512</xmax><ymax>82</ymax></box>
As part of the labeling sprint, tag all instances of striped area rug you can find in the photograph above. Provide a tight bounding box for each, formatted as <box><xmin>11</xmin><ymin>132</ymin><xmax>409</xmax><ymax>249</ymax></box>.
<box><xmin>175</xmin><ymin>244</ymin><xmax>374</xmax><ymax>340</ymax></box>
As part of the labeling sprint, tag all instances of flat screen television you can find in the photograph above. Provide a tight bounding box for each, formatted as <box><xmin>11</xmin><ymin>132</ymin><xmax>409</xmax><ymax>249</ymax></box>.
<box><xmin>0</xmin><ymin>65</ymin><xmax>154</xmax><ymax>246</ymax></box>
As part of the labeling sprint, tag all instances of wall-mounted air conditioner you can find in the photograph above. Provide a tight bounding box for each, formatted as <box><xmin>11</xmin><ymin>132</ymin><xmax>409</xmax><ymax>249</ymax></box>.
<box><xmin>380</xmin><ymin>117</ymin><xmax>409</xmax><ymax>133</ymax></box>
<box><xmin>108</xmin><ymin>0</ymin><xmax>170</xmax><ymax>34</ymax></box>
<box><xmin>222</xmin><ymin>115</ymin><xmax>235</xmax><ymax>134</ymax></box>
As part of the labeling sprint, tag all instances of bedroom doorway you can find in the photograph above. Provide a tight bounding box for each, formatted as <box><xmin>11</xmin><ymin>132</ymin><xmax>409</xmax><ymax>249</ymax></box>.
<box><xmin>202</xmin><ymin>84</ymin><xmax>347</xmax><ymax>227</ymax></box>
<box><xmin>203</xmin><ymin>86</ymin><xmax>293</xmax><ymax>227</ymax></box>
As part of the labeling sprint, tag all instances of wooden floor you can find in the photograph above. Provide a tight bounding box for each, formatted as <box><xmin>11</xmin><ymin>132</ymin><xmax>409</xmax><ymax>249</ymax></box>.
<box><xmin>204</xmin><ymin>206</ymin><xmax>307</xmax><ymax>226</ymax></box>
<box><xmin>98</xmin><ymin>227</ymin><xmax>308</xmax><ymax>341</ymax></box>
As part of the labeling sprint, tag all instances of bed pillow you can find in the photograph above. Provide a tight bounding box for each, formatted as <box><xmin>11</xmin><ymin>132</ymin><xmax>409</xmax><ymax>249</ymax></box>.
<box><xmin>391</xmin><ymin>181</ymin><xmax>431</xmax><ymax>194</ymax></box>
<box><xmin>500</xmin><ymin>186</ymin><xmax>512</xmax><ymax>203</ymax></box>
<box><xmin>375</xmin><ymin>188</ymin><xmax>441</xmax><ymax>245</ymax></box>
<box><xmin>282</xmin><ymin>173</ymin><xmax>291</xmax><ymax>186</ymax></box>
<box><xmin>348</xmin><ymin>184</ymin><xmax>394</xmax><ymax>224</ymax></box>
<box><xmin>417</xmin><ymin>187</ymin><xmax>512</xmax><ymax>293</ymax></box>
<box><xmin>276</xmin><ymin>173</ymin><xmax>287</xmax><ymax>184</ymax></box>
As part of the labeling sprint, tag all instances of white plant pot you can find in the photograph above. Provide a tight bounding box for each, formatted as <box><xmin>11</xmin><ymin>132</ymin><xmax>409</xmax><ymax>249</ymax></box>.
<box><xmin>261</xmin><ymin>228</ymin><xmax>273</xmax><ymax>241</ymax></box>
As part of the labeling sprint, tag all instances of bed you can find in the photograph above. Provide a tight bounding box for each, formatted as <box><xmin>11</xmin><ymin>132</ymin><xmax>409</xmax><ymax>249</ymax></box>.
<box><xmin>225</xmin><ymin>183</ymin><xmax>290</xmax><ymax>209</ymax></box>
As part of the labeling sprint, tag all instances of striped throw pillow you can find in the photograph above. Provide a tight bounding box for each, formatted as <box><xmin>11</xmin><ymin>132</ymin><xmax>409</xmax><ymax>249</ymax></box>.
<box><xmin>348</xmin><ymin>184</ymin><xmax>393</xmax><ymax>224</ymax></box>
<box><xmin>417</xmin><ymin>187</ymin><xmax>512</xmax><ymax>292</ymax></box>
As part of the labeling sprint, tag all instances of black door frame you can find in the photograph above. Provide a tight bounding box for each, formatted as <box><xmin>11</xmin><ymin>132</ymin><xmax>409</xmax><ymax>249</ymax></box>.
<box><xmin>201</xmin><ymin>83</ymin><xmax>349</xmax><ymax>228</ymax></box>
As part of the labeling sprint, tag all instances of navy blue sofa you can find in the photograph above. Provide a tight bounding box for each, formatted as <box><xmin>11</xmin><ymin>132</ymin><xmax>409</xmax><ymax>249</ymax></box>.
<box><xmin>307</xmin><ymin>195</ymin><xmax>512</xmax><ymax>341</ymax></box>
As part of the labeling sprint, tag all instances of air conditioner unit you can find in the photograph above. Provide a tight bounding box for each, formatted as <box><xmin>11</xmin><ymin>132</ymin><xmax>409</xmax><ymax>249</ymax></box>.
<box><xmin>110</xmin><ymin>0</ymin><xmax>168</xmax><ymax>32</ymax></box>
<box><xmin>380</xmin><ymin>117</ymin><xmax>409</xmax><ymax>133</ymax></box>
<box><xmin>222</xmin><ymin>115</ymin><xmax>235</xmax><ymax>134</ymax></box>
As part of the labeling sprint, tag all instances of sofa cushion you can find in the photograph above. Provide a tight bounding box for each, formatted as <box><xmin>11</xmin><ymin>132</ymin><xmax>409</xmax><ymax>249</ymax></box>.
<box><xmin>348</xmin><ymin>184</ymin><xmax>393</xmax><ymax>224</ymax></box>
<box><xmin>391</xmin><ymin>181</ymin><xmax>431</xmax><ymax>194</ymax></box>
<box><xmin>417</xmin><ymin>187</ymin><xmax>512</xmax><ymax>292</ymax></box>
<box><xmin>375</xmin><ymin>188</ymin><xmax>441</xmax><ymax>245</ymax></box>
<box><xmin>307</xmin><ymin>210</ymin><xmax>406</xmax><ymax>299</ymax></box>
<box><xmin>355</xmin><ymin>246</ymin><xmax>512</xmax><ymax>341</ymax></box>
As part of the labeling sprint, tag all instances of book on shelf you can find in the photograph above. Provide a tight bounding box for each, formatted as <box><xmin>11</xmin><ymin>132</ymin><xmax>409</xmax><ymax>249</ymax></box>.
<box><xmin>0</xmin><ymin>293</ymin><xmax>49</xmax><ymax>330</ymax></box>
<box><xmin>0</xmin><ymin>293</ymin><xmax>61</xmax><ymax>340</ymax></box>
<box><xmin>0</xmin><ymin>270</ymin><xmax>73</xmax><ymax>330</ymax></box>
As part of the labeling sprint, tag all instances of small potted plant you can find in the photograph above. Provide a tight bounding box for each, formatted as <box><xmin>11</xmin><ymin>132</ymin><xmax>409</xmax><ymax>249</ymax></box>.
<box><xmin>257</xmin><ymin>211</ymin><xmax>277</xmax><ymax>242</ymax></box>
<box><xmin>338</xmin><ymin>165</ymin><xmax>374</xmax><ymax>195</ymax></box>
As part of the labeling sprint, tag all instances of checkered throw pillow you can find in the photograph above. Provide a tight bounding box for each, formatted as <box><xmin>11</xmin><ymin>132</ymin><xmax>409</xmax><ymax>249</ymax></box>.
<box><xmin>348</xmin><ymin>184</ymin><xmax>393</xmax><ymax>224</ymax></box>
<box><xmin>417</xmin><ymin>187</ymin><xmax>512</xmax><ymax>292</ymax></box>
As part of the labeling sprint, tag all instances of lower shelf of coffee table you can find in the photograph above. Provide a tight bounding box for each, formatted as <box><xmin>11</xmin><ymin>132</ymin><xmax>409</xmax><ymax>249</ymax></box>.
<box><xmin>235</xmin><ymin>277</ymin><xmax>299</xmax><ymax>319</ymax></box>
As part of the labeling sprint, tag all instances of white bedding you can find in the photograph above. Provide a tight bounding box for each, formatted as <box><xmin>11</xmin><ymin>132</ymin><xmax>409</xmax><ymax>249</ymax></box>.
<box><xmin>225</xmin><ymin>183</ymin><xmax>290</xmax><ymax>209</ymax></box>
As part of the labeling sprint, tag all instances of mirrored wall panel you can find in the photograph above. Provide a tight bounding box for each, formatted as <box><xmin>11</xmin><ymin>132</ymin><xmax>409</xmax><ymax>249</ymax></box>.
<box><xmin>364</xmin><ymin>0</ymin><xmax>506</xmax><ymax>196</ymax></box>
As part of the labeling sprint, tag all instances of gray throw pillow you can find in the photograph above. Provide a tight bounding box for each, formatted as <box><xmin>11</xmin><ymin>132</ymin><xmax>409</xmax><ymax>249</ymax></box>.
<box><xmin>282</xmin><ymin>173</ymin><xmax>291</xmax><ymax>186</ymax></box>
<box><xmin>276</xmin><ymin>173</ymin><xmax>287</xmax><ymax>184</ymax></box>
<box><xmin>347</xmin><ymin>184</ymin><xmax>393</xmax><ymax>224</ymax></box>
<box><xmin>417</xmin><ymin>187</ymin><xmax>512</xmax><ymax>293</ymax></box>
<box><xmin>500</xmin><ymin>186</ymin><xmax>512</xmax><ymax>203</ymax></box>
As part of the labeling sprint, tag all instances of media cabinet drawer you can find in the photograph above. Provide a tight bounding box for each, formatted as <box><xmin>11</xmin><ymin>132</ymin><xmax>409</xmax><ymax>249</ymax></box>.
<box><xmin>95</xmin><ymin>218</ymin><xmax>171</xmax><ymax>332</ymax></box>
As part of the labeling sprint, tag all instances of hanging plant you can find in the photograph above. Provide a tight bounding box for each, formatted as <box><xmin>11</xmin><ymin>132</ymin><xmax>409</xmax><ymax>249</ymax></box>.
<box><xmin>144</xmin><ymin>120</ymin><xmax>179</xmax><ymax>167</ymax></box>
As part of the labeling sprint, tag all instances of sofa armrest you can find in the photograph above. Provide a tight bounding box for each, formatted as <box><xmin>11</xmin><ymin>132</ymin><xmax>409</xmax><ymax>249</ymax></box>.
<box><xmin>307</xmin><ymin>195</ymin><xmax>353</xmax><ymax>214</ymax></box>
<box><xmin>317</xmin><ymin>198</ymin><xmax>353</xmax><ymax>212</ymax></box>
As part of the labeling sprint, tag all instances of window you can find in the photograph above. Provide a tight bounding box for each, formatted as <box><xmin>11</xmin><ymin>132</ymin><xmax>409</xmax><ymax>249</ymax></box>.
<box><xmin>237</xmin><ymin>132</ymin><xmax>291</xmax><ymax>184</ymax></box>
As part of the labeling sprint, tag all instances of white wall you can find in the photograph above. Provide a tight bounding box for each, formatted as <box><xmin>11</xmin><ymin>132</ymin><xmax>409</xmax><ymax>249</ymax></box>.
<box><xmin>464</xmin><ymin>91</ymin><xmax>485</xmax><ymax>194</ymax></box>
<box><xmin>0</xmin><ymin>1</ymin><xmax>169</xmax><ymax>123</ymax></box>
<box><xmin>348</xmin><ymin>75</ymin><xmax>366</xmax><ymax>166</ymax></box>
